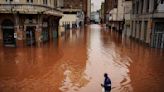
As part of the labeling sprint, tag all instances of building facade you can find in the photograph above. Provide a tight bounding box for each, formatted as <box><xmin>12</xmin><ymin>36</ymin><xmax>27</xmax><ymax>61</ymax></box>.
<box><xmin>104</xmin><ymin>0</ymin><xmax>118</xmax><ymax>23</ymax></box>
<box><xmin>91</xmin><ymin>11</ymin><xmax>100</xmax><ymax>24</ymax></box>
<box><xmin>58</xmin><ymin>0</ymin><xmax>90</xmax><ymax>29</ymax></box>
<box><xmin>0</xmin><ymin>0</ymin><xmax>63</xmax><ymax>47</ymax></box>
<box><xmin>131</xmin><ymin>0</ymin><xmax>164</xmax><ymax>48</ymax></box>
<box><xmin>107</xmin><ymin>0</ymin><xmax>124</xmax><ymax>33</ymax></box>
<box><xmin>62</xmin><ymin>0</ymin><xmax>88</xmax><ymax>22</ymax></box>
<box><xmin>123</xmin><ymin>0</ymin><xmax>132</xmax><ymax>37</ymax></box>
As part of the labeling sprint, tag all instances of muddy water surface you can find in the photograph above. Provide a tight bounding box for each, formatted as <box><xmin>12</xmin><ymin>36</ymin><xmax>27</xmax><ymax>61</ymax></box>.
<box><xmin>0</xmin><ymin>25</ymin><xmax>164</xmax><ymax>92</ymax></box>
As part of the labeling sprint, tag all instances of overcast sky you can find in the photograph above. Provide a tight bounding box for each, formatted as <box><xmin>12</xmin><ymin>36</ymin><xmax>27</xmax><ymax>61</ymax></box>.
<box><xmin>91</xmin><ymin>0</ymin><xmax>104</xmax><ymax>11</ymax></box>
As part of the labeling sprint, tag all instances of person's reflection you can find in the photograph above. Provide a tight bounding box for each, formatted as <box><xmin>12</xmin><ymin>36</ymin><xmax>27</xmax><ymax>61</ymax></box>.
<box><xmin>101</xmin><ymin>73</ymin><xmax>112</xmax><ymax>92</ymax></box>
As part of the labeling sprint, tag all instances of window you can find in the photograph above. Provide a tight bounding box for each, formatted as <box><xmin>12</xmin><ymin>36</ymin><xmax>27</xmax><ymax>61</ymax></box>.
<box><xmin>43</xmin><ymin>0</ymin><xmax>48</xmax><ymax>5</ymax></box>
<box><xmin>6</xmin><ymin>0</ymin><xmax>13</xmax><ymax>3</ymax></box>
<box><xmin>27</xmin><ymin>0</ymin><xmax>33</xmax><ymax>3</ymax></box>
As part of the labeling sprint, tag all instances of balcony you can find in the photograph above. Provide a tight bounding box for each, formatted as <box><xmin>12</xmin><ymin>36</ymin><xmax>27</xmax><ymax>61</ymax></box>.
<box><xmin>0</xmin><ymin>4</ymin><xmax>63</xmax><ymax>16</ymax></box>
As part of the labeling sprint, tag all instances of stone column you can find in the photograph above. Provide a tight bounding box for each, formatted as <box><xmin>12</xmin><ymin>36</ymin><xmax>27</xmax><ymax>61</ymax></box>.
<box><xmin>140</xmin><ymin>0</ymin><xmax>144</xmax><ymax>14</ymax></box>
<box><xmin>48</xmin><ymin>17</ymin><xmax>52</xmax><ymax>40</ymax></box>
<box><xmin>56</xmin><ymin>17</ymin><xmax>61</xmax><ymax>38</ymax></box>
<box><xmin>14</xmin><ymin>13</ymin><xmax>23</xmax><ymax>47</ymax></box>
<box><xmin>136</xmin><ymin>21</ymin><xmax>140</xmax><ymax>39</ymax></box>
<box><xmin>136</xmin><ymin>1</ymin><xmax>139</xmax><ymax>14</ymax></box>
<box><xmin>130</xmin><ymin>20</ymin><xmax>133</xmax><ymax>37</ymax></box>
<box><xmin>146</xmin><ymin>19</ymin><xmax>153</xmax><ymax>44</ymax></box>
<box><xmin>132</xmin><ymin>20</ymin><xmax>136</xmax><ymax>38</ymax></box>
<box><xmin>138</xmin><ymin>0</ymin><xmax>142</xmax><ymax>14</ymax></box>
<box><xmin>0</xmin><ymin>25</ymin><xmax>2</xmax><ymax>46</ymax></box>
<box><xmin>140</xmin><ymin>20</ymin><xmax>145</xmax><ymax>41</ymax></box>
<box><xmin>35</xmin><ymin>14</ymin><xmax>43</xmax><ymax>47</ymax></box>
<box><xmin>0</xmin><ymin>25</ymin><xmax>2</xmax><ymax>40</ymax></box>
<box><xmin>149</xmin><ymin>0</ymin><xmax>154</xmax><ymax>13</ymax></box>
<box><xmin>143</xmin><ymin>0</ymin><xmax>147</xmax><ymax>14</ymax></box>
<box><xmin>134</xmin><ymin>1</ymin><xmax>137</xmax><ymax>14</ymax></box>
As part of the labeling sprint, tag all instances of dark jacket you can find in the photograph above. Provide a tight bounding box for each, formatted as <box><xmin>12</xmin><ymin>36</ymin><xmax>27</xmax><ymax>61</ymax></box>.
<box><xmin>104</xmin><ymin>77</ymin><xmax>111</xmax><ymax>91</ymax></box>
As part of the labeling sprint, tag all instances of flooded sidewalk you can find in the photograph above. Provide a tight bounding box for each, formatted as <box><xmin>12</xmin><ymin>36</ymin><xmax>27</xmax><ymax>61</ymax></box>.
<box><xmin>0</xmin><ymin>24</ymin><xmax>164</xmax><ymax>92</ymax></box>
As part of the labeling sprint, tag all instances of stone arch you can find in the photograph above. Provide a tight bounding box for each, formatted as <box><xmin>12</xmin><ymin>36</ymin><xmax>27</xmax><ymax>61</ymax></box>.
<box><xmin>1</xmin><ymin>19</ymin><xmax>14</xmax><ymax>27</ymax></box>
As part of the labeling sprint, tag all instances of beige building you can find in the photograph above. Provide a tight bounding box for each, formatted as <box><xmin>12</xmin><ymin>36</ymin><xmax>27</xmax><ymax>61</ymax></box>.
<box><xmin>131</xmin><ymin>0</ymin><xmax>164</xmax><ymax>48</ymax></box>
<box><xmin>108</xmin><ymin>0</ymin><xmax>124</xmax><ymax>32</ymax></box>
<box><xmin>123</xmin><ymin>0</ymin><xmax>132</xmax><ymax>37</ymax></box>
<box><xmin>0</xmin><ymin>0</ymin><xmax>63</xmax><ymax>47</ymax></box>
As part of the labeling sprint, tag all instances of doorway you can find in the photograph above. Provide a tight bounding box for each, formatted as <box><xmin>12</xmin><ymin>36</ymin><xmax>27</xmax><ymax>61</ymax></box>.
<box><xmin>1</xmin><ymin>19</ymin><xmax>16</xmax><ymax>47</ymax></box>
<box><xmin>26</xmin><ymin>26</ymin><xmax>36</xmax><ymax>46</ymax></box>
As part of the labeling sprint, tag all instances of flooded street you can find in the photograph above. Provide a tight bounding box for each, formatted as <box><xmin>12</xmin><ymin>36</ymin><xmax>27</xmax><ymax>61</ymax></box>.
<box><xmin>0</xmin><ymin>24</ymin><xmax>164</xmax><ymax>92</ymax></box>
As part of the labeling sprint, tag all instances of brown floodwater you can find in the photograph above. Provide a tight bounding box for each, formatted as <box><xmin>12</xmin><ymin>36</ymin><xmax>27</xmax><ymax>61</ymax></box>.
<box><xmin>0</xmin><ymin>24</ymin><xmax>164</xmax><ymax>92</ymax></box>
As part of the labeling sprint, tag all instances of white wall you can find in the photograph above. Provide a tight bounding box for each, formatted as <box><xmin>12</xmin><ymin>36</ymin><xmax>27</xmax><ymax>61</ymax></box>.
<box><xmin>59</xmin><ymin>14</ymin><xmax>77</xmax><ymax>26</ymax></box>
<box><xmin>117</xmin><ymin>0</ymin><xmax>124</xmax><ymax>21</ymax></box>
<box><xmin>109</xmin><ymin>8</ymin><xmax>117</xmax><ymax>21</ymax></box>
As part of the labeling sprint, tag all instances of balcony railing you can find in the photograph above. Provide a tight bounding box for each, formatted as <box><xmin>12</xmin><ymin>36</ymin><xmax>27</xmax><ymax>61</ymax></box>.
<box><xmin>0</xmin><ymin>3</ymin><xmax>63</xmax><ymax>16</ymax></box>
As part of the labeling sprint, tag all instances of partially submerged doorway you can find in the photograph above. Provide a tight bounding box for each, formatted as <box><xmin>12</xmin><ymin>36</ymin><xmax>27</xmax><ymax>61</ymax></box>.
<box><xmin>1</xmin><ymin>19</ymin><xmax>16</xmax><ymax>47</ymax></box>
<box><xmin>26</xmin><ymin>26</ymin><xmax>36</xmax><ymax>46</ymax></box>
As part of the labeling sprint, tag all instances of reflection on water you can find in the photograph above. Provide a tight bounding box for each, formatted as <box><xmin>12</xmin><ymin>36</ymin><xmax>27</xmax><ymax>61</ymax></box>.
<box><xmin>0</xmin><ymin>24</ymin><xmax>164</xmax><ymax>92</ymax></box>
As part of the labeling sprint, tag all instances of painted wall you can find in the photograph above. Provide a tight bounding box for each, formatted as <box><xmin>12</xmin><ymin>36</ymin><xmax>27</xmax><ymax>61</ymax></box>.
<box><xmin>59</xmin><ymin>14</ymin><xmax>77</xmax><ymax>26</ymax></box>
<box><xmin>117</xmin><ymin>0</ymin><xmax>124</xmax><ymax>21</ymax></box>
<box><xmin>109</xmin><ymin>8</ymin><xmax>117</xmax><ymax>21</ymax></box>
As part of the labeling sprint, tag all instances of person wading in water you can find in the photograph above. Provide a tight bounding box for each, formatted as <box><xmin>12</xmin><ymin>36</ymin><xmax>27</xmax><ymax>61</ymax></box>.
<box><xmin>101</xmin><ymin>73</ymin><xmax>111</xmax><ymax>92</ymax></box>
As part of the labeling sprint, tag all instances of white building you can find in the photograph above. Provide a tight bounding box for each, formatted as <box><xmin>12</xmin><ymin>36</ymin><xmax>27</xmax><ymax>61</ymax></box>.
<box><xmin>108</xmin><ymin>0</ymin><xmax>124</xmax><ymax>32</ymax></box>
<box><xmin>59</xmin><ymin>9</ymin><xmax>84</xmax><ymax>28</ymax></box>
